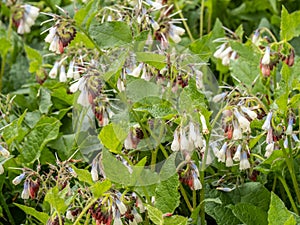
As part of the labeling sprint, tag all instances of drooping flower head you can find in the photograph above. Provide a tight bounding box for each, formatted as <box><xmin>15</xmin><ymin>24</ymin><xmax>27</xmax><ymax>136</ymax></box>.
<box><xmin>12</xmin><ymin>4</ymin><xmax>39</xmax><ymax>34</ymax></box>
<box><xmin>42</xmin><ymin>9</ymin><xmax>76</xmax><ymax>54</ymax></box>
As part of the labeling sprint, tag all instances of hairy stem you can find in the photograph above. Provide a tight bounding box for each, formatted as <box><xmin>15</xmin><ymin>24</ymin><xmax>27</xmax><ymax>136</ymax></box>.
<box><xmin>179</xmin><ymin>184</ymin><xmax>193</xmax><ymax>212</ymax></box>
<box><xmin>200</xmin><ymin>0</ymin><xmax>205</xmax><ymax>37</ymax></box>
<box><xmin>278</xmin><ymin>176</ymin><xmax>299</xmax><ymax>215</ymax></box>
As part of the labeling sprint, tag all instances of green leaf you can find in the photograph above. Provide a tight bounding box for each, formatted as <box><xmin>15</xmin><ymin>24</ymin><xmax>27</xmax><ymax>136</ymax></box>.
<box><xmin>74</xmin><ymin>0</ymin><xmax>98</xmax><ymax>29</ymax></box>
<box><xmin>135</xmin><ymin>52</ymin><xmax>166</xmax><ymax>70</ymax></box>
<box><xmin>101</xmin><ymin>148</ymin><xmax>131</xmax><ymax>185</ymax></box>
<box><xmin>2</xmin><ymin>110</ymin><xmax>27</xmax><ymax>144</ymax></box>
<box><xmin>230</xmin><ymin>57</ymin><xmax>260</xmax><ymax>88</ymax></box>
<box><xmin>71</xmin><ymin>165</ymin><xmax>93</xmax><ymax>185</ymax></box>
<box><xmin>147</xmin><ymin>204</ymin><xmax>164</xmax><ymax>225</ymax></box>
<box><xmin>48</xmin><ymin>134</ymin><xmax>76</xmax><ymax>161</ymax></box>
<box><xmin>89</xmin><ymin>21</ymin><xmax>132</xmax><ymax>49</ymax></box>
<box><xmin>99</xmin><ymin>123</ymin><xmax>127</xmax><ymax>154</ymax></box>
<box><xmin>205</xmin><ymin>189</ymin><xmax>241</xmax><ymax>225</ymax></box>
<box><xmin>103</xmin><ymin>50</ymin><xmax>128</xmax><ymax>81</ymax></box>
<box><xmin>164</xmin><ymin>215</ymin><xmax>188</xmax><ymax>225</ymax></box>
<box><xmin>126</xmin><ymin>79</ymin><xmax>161</xmax><ymax>103</ymax></box>
<box><xmin>90</xmin><ymin>179</ymin><xmax>111</xmax><ymax>198</ymax></box>
<box><xmin>20</xmin><ymin>117</ymin><xmax>61</xmax><ymax>163</ymax></box>
<box><xmin>39</xmin><ymin>87</ymin><xmax>52</xmax><ymax>114</ymax></box>
<box><xmin>230</xmin><ymin>203</ymin><xmax>268</xmax><ymax>225</ymax></box>
<box><xmin>189</xmin><ymin>19</ymin><xmax>224</xmax><ymax>62</ymax></box>
<box><xmin>155</xmin><ymin>154</ymin><xmax>180</xmax><ymax>213</ymax></box>
<box><xmin>134</xmin><ymin>97</ymin><xmax>177</xmax><ymax>119</ymax></box>
<box><xmin>0</xmin><ymin>37</ymin><xmax>11</xmax><ymax>56</ymax></box>
<box><xmin>14</xmin><ymin>203</ymin><xmax>49</xmax><ymax>224</ymax></box>
<box><xmin>189</xmin><ymin>34</ymin><xmax>212</xmax><ymax>62</ymax></box>
<box><xmin>280</xmin><ymin>6</ymin><xmax>300</xmax><ymax>41</ymax></box>
<box><xmin>179</xmin><ymin>78</ymin><xmax>207</xmax><ymax>113</ymax></box>
<box><xmin>44</xmin><ymin>186</ymin><xmax>68</xmax><ymax>213</ymax></box>
<box><xmin>68</xmin><ymin>32</ymin><xmax>94</xmax><ymax>49</ymax></box>
<box><xmin>268</xmin><ymin>192</ymin><xmax>297</xmax><ymax>225</ymax></box>
<box><xmin>155</xmin><ymin>173</ymin><xmax>180</xmax><ymax>214</ymax></box>
<box><xmin>24</xmin><ymin>45</ymin><xmax>42</xmax><ymax>73</ymax></box>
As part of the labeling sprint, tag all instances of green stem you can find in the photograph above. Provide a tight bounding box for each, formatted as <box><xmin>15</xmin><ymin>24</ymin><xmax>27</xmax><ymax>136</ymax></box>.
<box><xmin>57</xmin><ymin>211</ymin><xmax>63</xmax><ymax>225</ymax></box>
<box><xmin>84</xmin><ymin>212</ymin><xmax>91</xmax><ymax>225</ymax></box>
<box><xmin>277</xmin><ymin>176</ymin><xmax>299</xmax><ymax>215</ymax></box>
<box><xmin>0</xmin><ymin>193</ymin><xmax>15</xmax><ymax>225</ymax></box>
<box><xmin>282</xmin><ymin>140</ymin><xmax>300</xmax><ymax>205</ymax></box>
<box><xmin>199</xmin><ymin>137</ymin><xmax>210</xmax><ymax>225</ymax></box>
<box><xmin>272</xmin><ymin>176</ymin><xmax>277</xmax><ymax>192</ymax></box>
<box><xmin>174</xmin><ymin>1</ymin><xmax>194</xmax><ymax>42</ymax></box>
<box><xmin>200</xmin><ymin>0</ymin><xmax>205</xmax><ymax>38</ymax></box>
<box><xmin>74</xmin><ymin>198</ymin><xmax>98</xmax><ymax>225</ymax></box>
<box><xmin>151</xmin><ymin>148</ymin><xmax>159</xmax><ymax>171</ymax></box>
<box><xmin>0</xmin><ymin>55</ymin><xmax>5</xmax><ymax>92</ymax></box>
<box><xmin>179</xmin><ymin>184</ymin><xmax>193</xmax><ymax>212</ymax></box>
<box><xmin>192</xmin><ymin>190</ymin><xmax>197</xmax><ymax>209</ymax></box>
<box><xmin>260</xmin><ymin>27</ymin><xmax>278</xmax><ymax>42</ymax></box>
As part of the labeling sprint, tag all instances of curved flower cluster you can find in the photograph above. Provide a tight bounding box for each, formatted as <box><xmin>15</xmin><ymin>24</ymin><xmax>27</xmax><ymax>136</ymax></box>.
<box><xmin>89</xmin><ymin>192</ymin><xmax>143</xmax><ymax>225</ymax></box>
<box><xmin>12</xmin><ymin>4</ymin><xmax>39</xmax><ymax>34</ymax></box>
<box><xmin>178</xmin><ymin>161</ymin><xmax>202</xmax><ymax>190</ymax></box>
<box><xmin>69</xmin><ymin>65</ymin><xmax>114</xmax><ymax>126</ymax></box>
<box><xmin>212</xmin><ymin>99</ymin><xmax>259</xmax><ymax>170</ymax></box>
<box><xmin>261</xmin><ymin>112</ymin><xmax>299</xmax><ymax>158</ymax></box>
<box><xmin>42</xmin><ymin>13</ymin><xmax>76</xmax><ymax>54</ymax></box>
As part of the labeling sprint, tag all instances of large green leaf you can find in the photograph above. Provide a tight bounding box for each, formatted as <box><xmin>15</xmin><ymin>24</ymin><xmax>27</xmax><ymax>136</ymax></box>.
<box><xmin>14</xmin><ymin>203</ymin><xmax>49</xmax><ymax>224</ymax></box>
<box><xmin>24</xmin><ymin>45</ymin><xmax>42</xmax><ymax>73</ymax></box>
<box><xmin>164</xmin><ymin>215</ymin><xmax>188</xmax><ymax>225</ymax></box>
<box><xmin>90</xmin><ymin>179</ymin><xmax>111</xmax><ymax>198</ymax></box>
<box><xmin>280</xmin><ymin>6</ymin><xmax>300</xmax><ymax>41</ymax></box>
<box><xmin>71</xmin><ymin>165</ymin><xmax>94</xmax><ymax>185</ymax></box>
<box><xmin>135</xmin><ymin>52</ymin><xmax>166</xmax><ymax>70</ymax></box>
<box><xmin>179</xmin><ymin>78</ymin><xmax>207</xmax><ymax>113</ymax></box>
<box><xmin>268</xmin><ymin>192</ymin><xmax>297</xmax><ymax>225</ymax></box>
<box><xmin>101</xmin><ymin>148</ymin><xmax>131</xmax><ymax>185</ymax></box>
<box><xmin>89</xmin><ymin>21</ymin><xmax>132</xmax><ymax>49</ymax></box>
<box><xmin>0</xmin><ymin>37</ymin><xmax>11</xmax><ymax>56</ymax></box>
<box><xmin>19</xmin><ymin>117</ymin><xmax>61</xmax><ymax>163</ymax></box>
<box><xmin>44</xmin><ymin>186</ymin><xmax>68</xmax><ymax>213</ymax></box>
<box><xmin>155</xmin><ymin>173</ymin><xmax>180</xmax><ymax>214</ymax></box>
<box><xmin>99</xmin><ymin>123</ymin><xmax>127</xmax><ymax>154</ymax></box>
<box><xmin>189</xmin><ymin>19</ymin><xmax>224</xmax><ymax>62</ymax></box>
<box><xmin>126</xmin><ymin>79</ymin><xmax>161</xmax><ymax>103</ymax></box>
<box><xmin>229</xmin><ymin>203</ymin><xmax>268</xmax><ymax>225</ymax></box>
<box><xmin>155</xmin><ymin>154</ymin><xmax>180</xmax><ymax>213</ymax></box>
<box><xmin>74</xmin><ymin>0</ymin><xmax>98</xmax><ymax>29</ymax></box>
<box><xmin>147</xmin><ymin>205</ymin><xmax>164</xmax><ymax>225</ymax></box>
<box><xmin>39</xmin><ymin>87</ymin><xmax>52</xmax><ymax>114</ymax></box>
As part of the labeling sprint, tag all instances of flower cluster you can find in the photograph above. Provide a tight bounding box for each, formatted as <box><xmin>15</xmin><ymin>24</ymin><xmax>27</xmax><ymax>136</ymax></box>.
<box><xmin>69</xmin><ymin>65</ymin><xmax>114</xmax><ymax>126</ymax></box>
<box><xmin>178</xmin><ymin>161</ymin><xmax>202</xmax><ymax>190</ymax></box>
<box><xmin>12</xmin><ymin>4</ymin><xmax>39</xmax><ymax>34</ymax></box>
<box><xmin>0</xmin><ymin>144</ymin><xmax>10</xmax><ymax>174</ymax></box>
<box><xmin>133</xmin><ymin>0</ymin><xmax>186</xmax><ymax>48</ymax></box>
<box><xmin>89</xmin><ymin>192</ymin><xmax>143</xmax><ymax>225</ymax></box>
<box><xmin>212</xmin><ymin>96</ymin><xmax>260</xmax><ymax>170</ymax></box>
<box><xmin>213</xmin><ymin>42</ymin><xmax>238</xmax><ymax>66</ymax></box>
<box><xmin>42</xmin><ymin>11</ymin><xmax>76</xmax><ymax>54</ymax></box>
<box><xmin>171</xmin><ymin>119</ymin><xmax>205</xmax><ymax>160</ymax></box>
<box><xmin>261</xmin><ymin>112</ymin><xmax>299</xmax><ymax>158</ymax></box>
<box><xmin>250</xmin><ymin>29</ymin><xmax>295</xmax><ymax>77</ymax></box>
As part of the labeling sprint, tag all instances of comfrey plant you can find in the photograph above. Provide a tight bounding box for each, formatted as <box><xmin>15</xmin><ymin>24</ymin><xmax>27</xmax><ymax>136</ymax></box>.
<box><xmin>1</xmin><ymin>0</ymin><xmax>300</xmax><ymax>225</ymax></box>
